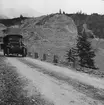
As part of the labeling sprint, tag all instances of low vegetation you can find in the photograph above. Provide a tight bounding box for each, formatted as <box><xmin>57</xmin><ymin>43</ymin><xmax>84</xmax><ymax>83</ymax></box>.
<box><xmin>0</xmin><ymin>56</ymin><xmax>54</xmax><ymax>105</ymax></box>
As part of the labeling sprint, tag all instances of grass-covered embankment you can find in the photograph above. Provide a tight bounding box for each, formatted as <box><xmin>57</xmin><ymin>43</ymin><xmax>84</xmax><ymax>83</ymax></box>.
<box><xmin>0</xmin><ymin>56</ymin><xmax>54</xmax><ymax>105</ymax></box>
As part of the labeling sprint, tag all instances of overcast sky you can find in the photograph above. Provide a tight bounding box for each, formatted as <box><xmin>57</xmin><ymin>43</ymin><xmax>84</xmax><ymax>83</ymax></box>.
<box><xmin>0</xmin><ymin>0</ymin><xmax>104</xmax><ymax>16</ymax></box>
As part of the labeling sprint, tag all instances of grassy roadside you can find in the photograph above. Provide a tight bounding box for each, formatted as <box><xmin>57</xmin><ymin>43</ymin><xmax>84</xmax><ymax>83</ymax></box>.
<box><xmin>0</xmin><ymin>56</ymin><xmax>54</xmax><ymax>105</ymax></box>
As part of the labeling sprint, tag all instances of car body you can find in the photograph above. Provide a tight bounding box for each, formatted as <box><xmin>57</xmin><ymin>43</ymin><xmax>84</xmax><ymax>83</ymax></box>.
<box><xmin>1</xmin><ymin>34</ymin><xmax>27</xmax><ymax>57</ymax></box>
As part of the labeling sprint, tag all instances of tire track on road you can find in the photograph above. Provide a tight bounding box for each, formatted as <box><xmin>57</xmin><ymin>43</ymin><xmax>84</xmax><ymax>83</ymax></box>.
<box><xmin>18</xmin><ymin>57</ymin><xmax>104</xmax><ymax>104</ymax></box>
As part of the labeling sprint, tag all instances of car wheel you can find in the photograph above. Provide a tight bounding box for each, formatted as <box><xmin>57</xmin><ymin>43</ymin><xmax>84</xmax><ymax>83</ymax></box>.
<box><xmin>3</xmin><ymin>49</ymin><xmax>5</xmax><ymax>56</ymax></box>
<box><xmin>7</xmin><ymin>48</ymin><xmax>10</xmax><ymax>56</ymax></box>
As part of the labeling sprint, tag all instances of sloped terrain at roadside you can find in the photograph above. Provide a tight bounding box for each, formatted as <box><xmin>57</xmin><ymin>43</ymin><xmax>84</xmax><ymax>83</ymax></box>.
<box><xmin>20</xmin><ymin>14</ymin><xmax>77</xmax><ymax>61</ymax></box>
<box><xmin>0</xmin><ymin>56</ymin><xmax>33</xmax><ymax>104</ymax></box>
<box><xmin>0</xmin><ymin>55</ymin><xmax>54</xmax><ymax>105</ymax></box>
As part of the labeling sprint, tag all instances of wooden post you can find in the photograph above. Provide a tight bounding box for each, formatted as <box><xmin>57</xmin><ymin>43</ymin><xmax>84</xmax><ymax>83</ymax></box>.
<box><xmin>43</xmin><ymin>54</ymin><xmax>46</xmax><ymax>61</ymax></box>
<box><xmin>53</xmin><ymin>55</ymin><xmax>58</xmax><ymax>64</ymax></box>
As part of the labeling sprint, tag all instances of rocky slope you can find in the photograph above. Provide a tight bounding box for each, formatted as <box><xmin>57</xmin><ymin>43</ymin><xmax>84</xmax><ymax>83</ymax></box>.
<box><xmin>20</xmin><ymin>14</ymin><xmax>78</xmax><ymax>61</ymax></box>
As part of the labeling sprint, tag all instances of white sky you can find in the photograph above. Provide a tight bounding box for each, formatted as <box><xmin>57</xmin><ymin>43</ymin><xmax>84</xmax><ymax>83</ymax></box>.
<box><xmin>1</xmin><ymin>0</ymin><xmax>104</xmax><ymax>15</ymax></box>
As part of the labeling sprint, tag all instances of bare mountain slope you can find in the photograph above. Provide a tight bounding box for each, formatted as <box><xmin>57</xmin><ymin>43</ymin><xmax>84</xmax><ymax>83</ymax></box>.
<box><xmin>20</xmin><ymin>14</ymin><xmax>78</xmax><ymax>61</ymax></box>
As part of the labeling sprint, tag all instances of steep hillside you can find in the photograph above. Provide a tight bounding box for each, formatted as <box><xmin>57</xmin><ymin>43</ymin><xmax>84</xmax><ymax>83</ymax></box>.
<box><xmin>20</xmin><ymin>14</ymin><xmax>78</xmax><ymax>61</ymax></box>
<box><xmin>66</xmin><ymin>12</ymin><xmax>104</xmax><ymax>39</ymax></box>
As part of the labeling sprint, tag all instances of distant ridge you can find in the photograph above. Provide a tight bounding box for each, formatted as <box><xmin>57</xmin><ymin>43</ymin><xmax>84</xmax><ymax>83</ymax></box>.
<box><xmin>1</xmin><ymin>7</ymin><xmax>42</xmax><ymax>18</ymax></box>
<box><xmin>0</xmin><ymin>15</ymin><xmax>8</xmax><ymax>19</ymax></box>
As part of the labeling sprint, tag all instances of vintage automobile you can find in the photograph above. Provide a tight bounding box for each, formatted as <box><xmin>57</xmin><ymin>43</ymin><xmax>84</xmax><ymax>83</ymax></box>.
<box><xmin>1</xmin><ymin>34</ymin><xmax>27</xmax><ymax>57</ymax></box>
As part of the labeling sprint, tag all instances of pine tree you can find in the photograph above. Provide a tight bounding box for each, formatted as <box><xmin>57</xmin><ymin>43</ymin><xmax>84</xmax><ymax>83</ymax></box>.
<box><xmin>76</xmin><ymin>30</ymin><xmax>96</xmax><ymax>69</ymax></box>
<box><xmin>20</xmin><ymin>14</ymin><xmax>24</xmax><ymax>19</ymax></box>
<box><xmin>66</xmin><ymin>47</ymin><xmax>78</xmax><ymax>67</ymax></box>
<box><xmin>66</xmin><ymin>49</ymin><xmax>73</xmax><ymax>63</ymax></box>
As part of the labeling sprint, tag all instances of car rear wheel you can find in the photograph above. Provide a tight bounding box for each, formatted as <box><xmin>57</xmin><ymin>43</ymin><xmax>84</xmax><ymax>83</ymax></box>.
<box><xmin>7</xmin><ymin>48</ymin><xmax>10</xmax><ymax>56</ymax></box>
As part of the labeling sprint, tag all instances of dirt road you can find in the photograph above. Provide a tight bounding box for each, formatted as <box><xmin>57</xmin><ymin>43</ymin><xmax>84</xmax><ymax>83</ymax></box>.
<box><xmin>4</xmin><ymin>54</ymin><xmax>104</xmax><ymax>105</ymax></box>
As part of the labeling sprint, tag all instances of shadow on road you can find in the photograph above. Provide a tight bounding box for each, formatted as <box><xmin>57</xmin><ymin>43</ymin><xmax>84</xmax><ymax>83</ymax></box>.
<box><xmin>6</xmin><ymin>55</ymin><xmax>23</xmax><ymax>58</ymax></box>
<box><xmin>0</xmin><ymin>52</ymin><xmax>23</xmax><ymax>58</ymax></box>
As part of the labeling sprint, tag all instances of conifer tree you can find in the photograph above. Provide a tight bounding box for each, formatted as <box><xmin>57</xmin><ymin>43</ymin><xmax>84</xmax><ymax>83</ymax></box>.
<box><xmin>66</xmin><ymin>47</ymin><xmax>78</xmax><ymax>67</ymax></box>
<box><xmin>76</xmin><ymin>30</ymin><xmax>96</xmax><ymax>69</ymax></box>
<box><xmin>66</xmin><ymin>49</ymin><xmax>73</xmax><ymax>63</ymax></box>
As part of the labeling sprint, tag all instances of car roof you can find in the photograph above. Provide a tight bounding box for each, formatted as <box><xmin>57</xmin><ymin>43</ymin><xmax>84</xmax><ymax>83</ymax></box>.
<box><xmin>3</xmin><ymin>34</ymin><xmax>23</xmax><ymax>43</ymax></box>
<box><xmin>4</xmin><ymin>34</ymin><xmax>23</xmax><ymax>38</ymax></box>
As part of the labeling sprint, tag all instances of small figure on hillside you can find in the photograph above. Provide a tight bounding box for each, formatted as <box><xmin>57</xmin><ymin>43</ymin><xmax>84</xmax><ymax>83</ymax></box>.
<box><xmin>59</xmin><ymin>9</ymin><xmax>62</xmax><ymax>14</ymax></box>
<box><xmin>63</xmin><ymin>11</ymin><xmax>65</xmax><ymax>14</ymax></box>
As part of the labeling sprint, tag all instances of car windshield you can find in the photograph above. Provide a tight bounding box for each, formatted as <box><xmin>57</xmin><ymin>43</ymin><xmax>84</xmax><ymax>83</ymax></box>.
<box><xmin>9</xmin><ymin>37</ymin><xmax>22</xmax><ymax>43</ymax></box>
